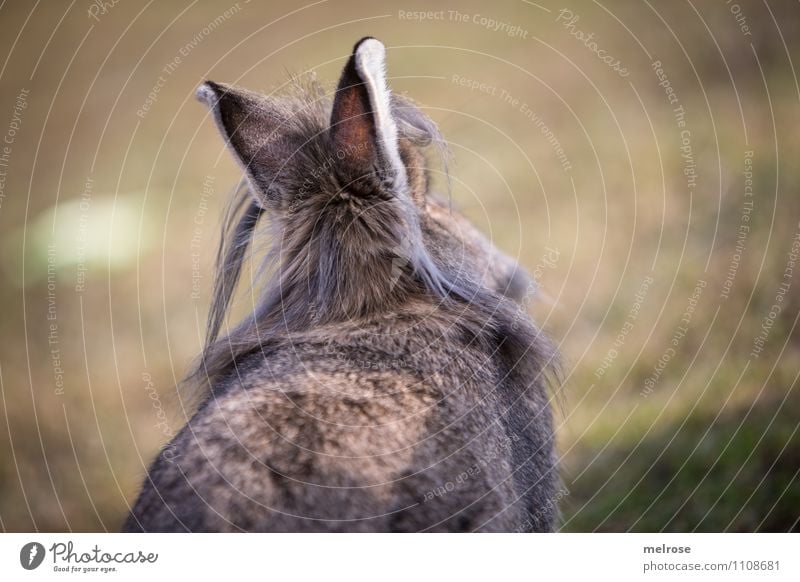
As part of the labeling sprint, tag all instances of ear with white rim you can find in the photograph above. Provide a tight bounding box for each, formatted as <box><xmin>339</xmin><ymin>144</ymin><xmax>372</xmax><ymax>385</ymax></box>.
<box><xmin>329</xmin><ymin>37</ymin><xmax>408</xmax><ymax>195</ymax></box>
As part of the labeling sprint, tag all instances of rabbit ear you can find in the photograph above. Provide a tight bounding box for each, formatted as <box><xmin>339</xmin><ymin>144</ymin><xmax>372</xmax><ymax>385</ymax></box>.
<box><xmin>196</xmin><ymin>81</ymin><xmax>296</xmax><ymax>207</ymax></box>
<box><xmin>329</xmin><ymin>38</ymin><xmax>408</xmax><ymax>195</ymax></box>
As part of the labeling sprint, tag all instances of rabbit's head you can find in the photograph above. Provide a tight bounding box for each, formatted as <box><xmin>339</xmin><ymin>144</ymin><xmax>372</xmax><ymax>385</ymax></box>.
<box><xmin>197</xmin><ymin>37</ymin><xmax>531</xmax><ymax>324</ymax></box>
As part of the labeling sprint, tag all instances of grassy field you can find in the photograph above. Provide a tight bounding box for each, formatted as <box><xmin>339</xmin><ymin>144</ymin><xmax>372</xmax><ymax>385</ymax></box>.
<box><xmin>0</xmin><ymin>0</ymin><xmax>798</xmax><ymax>531</ymax></box>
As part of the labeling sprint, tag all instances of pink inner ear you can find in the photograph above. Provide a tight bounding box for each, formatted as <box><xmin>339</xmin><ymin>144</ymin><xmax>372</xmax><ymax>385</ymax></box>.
<box><xmin>331</xmin><ymin>83</ymin><xmax>374</xmax><ymax>168</ymax></box>
<box><xmin>329</xmin><ymin>48</ymin><xmax>379</xmax><ymax>176</ymax></box>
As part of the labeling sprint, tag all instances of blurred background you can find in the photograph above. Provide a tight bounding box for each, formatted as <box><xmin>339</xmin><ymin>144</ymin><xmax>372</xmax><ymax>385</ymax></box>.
<box><xmin>0</xmin><ymin>0</ymin><xmax>798</xmax><ymax>532</ymax></box>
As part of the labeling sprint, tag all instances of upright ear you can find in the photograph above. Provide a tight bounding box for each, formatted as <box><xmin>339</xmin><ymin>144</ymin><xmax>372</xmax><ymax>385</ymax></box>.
<box><xmin>196</xmin><ymin>81</ymin><xmax>298</xmax><ymax>207</ymax></box>
<box><xmin>329</xmin><ymin>38</ymin><xmax>408</xmax><ymax>195</ymax></box>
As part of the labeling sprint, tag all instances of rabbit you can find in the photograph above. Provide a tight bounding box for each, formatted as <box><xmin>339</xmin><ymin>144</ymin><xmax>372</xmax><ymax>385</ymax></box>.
<box><xmin>123</xmin><ymin>37</ymin><xmax>559</xmax><ymax>532</ymax></box>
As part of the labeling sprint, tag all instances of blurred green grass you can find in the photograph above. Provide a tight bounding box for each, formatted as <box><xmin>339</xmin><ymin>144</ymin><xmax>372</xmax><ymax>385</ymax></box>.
<box><xmin>0</xmin><ymin>0</ymin><xmax>798</xmax><ymax>531</ymax></box>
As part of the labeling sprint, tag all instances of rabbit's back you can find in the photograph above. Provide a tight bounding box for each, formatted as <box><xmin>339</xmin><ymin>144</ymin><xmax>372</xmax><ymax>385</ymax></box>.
<box><xmin>123</xmin><ymin>325</ymin><xmax>552</xmax><ymax>532</ymax></box>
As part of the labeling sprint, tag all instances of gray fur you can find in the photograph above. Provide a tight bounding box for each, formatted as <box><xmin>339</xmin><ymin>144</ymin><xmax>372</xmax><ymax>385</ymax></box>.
<box><xmin>124</xmin><ymin>38</ymin><xmax>559</xmax><ymax>532</ymax></box>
